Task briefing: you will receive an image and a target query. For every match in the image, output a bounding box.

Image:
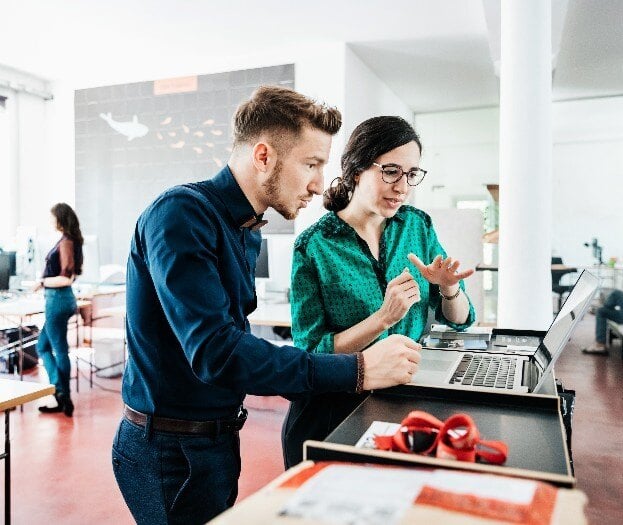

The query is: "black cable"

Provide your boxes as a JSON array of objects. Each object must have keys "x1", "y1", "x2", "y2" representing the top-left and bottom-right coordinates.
[{"x1": 76, "y1": 368, "x2": 122, "y2": 393}]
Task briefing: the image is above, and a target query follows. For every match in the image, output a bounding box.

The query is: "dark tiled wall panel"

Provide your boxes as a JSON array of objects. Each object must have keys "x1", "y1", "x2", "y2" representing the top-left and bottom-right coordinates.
[{"x1": 75, "y1": 64, "x2": 295, "y2": 266}]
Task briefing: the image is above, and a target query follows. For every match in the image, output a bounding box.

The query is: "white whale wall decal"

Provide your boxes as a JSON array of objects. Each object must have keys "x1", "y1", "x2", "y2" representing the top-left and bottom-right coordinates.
[{"x1": 99, "y1": 113, "x2": 149, "y2": 141}]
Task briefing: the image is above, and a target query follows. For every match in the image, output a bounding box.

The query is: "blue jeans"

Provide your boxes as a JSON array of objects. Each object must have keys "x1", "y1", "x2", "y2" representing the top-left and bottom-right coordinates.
[
  {"x1": 37, "y1": 287, "x2": 76, "y2": 397},
  {"x1": 112, "y1": 418, "x2": 241, "y2": 524},
  {"x1": 596, "y1": 289, "x2": 623, "y2": 344}
]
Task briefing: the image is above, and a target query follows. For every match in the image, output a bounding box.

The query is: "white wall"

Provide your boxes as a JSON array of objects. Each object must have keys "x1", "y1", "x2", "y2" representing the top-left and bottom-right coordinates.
[
  {"x1": 413, "y1": 98, "x2": 623, "y2": 267},
  {"x1": 344, "y1": 46, "x2": 413, "y2": 136},
  {"x1": 0, "y1": 65, "x2": 55, "y2": 252},
  {"x1": 413, "y1": 107, "x2": 499, "y2": 210},
  {"x1": 6, "y1": 43, "x2": 457, "y2": 296},
  {"x1": 39, "y1": 42, "x2": 416, "y2": 291},
  {"x1": 426, "y1": 209, "x2": 485, "y2": 321},
  {"x1": 0, "y1": 90, "x2": 12, "y2": 246},
  {"x1": 5, "y1": 43, "x2": 350, "y2": 288},
  {"x1": 551, "y1": 97, "x2": 623, "y2": 265}
]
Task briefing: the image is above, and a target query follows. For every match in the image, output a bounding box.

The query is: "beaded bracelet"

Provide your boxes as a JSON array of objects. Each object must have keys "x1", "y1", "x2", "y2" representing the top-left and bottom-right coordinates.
[
  {"x1": 355, "y1": 352, "x2": 365, "y2": 394},
  {"x1": 439, "y1": 287, "x2": 461, "y2": 301}
]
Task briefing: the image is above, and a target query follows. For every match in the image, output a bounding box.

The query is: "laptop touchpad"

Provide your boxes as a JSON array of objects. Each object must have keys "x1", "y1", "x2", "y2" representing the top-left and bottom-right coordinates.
[
  {"x1": 419, "y1": 349, "x2": 460, "y2": 371},
  {"x1": 412, "y1": 349, "x2": 460, "y2": 385}
]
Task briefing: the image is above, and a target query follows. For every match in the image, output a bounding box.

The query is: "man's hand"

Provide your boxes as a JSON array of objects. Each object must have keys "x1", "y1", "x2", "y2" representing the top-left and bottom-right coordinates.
[
  {"x1": 362, "y1": 334, "x2": 421, "y2": 390},
  {"x1": 377, "y1": 269, "x2": 421, "y2": 329},
  {"x1": 32, "y1": 280, "x2": 43, "y2": 292},
  {"x1": 408, "y1": 253, "x2": 474, "y2": 288}
]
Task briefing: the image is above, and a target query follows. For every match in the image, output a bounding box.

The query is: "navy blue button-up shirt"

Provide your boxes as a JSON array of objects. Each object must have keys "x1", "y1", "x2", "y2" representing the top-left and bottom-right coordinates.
[{"x1": 122, "y1": 166, "x2": 358, "y2": 420}]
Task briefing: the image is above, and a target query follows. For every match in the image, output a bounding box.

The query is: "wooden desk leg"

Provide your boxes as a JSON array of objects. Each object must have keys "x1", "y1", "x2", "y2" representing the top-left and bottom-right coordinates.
[{"x1": 1, "y1": 409, "x2": 11, "y2": 524}]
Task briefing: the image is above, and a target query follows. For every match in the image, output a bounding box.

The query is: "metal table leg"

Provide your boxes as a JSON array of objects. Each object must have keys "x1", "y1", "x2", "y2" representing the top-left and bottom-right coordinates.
[{"x1": 0, "y1": 409, "x2": 12, "y2": 524}]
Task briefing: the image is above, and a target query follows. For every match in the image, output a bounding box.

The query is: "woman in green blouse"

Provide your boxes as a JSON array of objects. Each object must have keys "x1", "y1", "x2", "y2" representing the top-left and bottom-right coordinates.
[{"x1": 282, "y1": 116, "x2": 476, "y2": 468}]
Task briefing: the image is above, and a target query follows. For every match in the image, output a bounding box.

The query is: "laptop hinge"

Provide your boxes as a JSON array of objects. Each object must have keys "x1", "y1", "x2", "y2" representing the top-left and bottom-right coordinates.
[{"x1": 522, "y1": 360, "x2": 538, "y2": 390}]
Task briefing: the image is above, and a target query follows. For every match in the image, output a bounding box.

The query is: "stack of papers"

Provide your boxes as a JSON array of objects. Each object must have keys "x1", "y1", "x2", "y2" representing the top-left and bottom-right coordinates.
[{"x1": 429, "y1": 324, "x2": 493, "y2": 341}]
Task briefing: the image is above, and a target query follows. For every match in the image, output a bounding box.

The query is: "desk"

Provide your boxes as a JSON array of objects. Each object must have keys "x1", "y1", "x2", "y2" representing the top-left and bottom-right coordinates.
[
  {"x1": 74, "y1": 284, "x2": 126, "y2": 300},
  {"x1": 0, "y1": 297, "x2": 46, "y2": 382},
  {"x1": 76, "y1": 305, "x2": 127, "y2": 388},
  {"x1": 248, "y1": 302, "x2": 292, "y2": 327},
  {"x1": 306, "y1": 383, "x2": 574, "y2": 486},
  {"x1": 0, "y1": 295, "x2": 90, "y2": 381},
  {"x1": 75, "y1": 285, "x2": 126, "y2": 344},
  {"x1": 210, "y1": 460, "x2": 587, "y2": 524},
  {"x1": 0, "y1": 379, "x2": 55, "y2": 524},
  {"x1": 476, "y1": 263, "x2": 623, "y2": 287},
  {"x1": 475, "y1": 264, "x2": 577, "y2": 272}
]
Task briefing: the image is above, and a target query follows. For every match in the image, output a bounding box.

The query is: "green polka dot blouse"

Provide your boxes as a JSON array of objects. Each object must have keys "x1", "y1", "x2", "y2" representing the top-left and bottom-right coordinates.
[{"x1": 290, "y1": 205, "x2": 475, "y2": 354}]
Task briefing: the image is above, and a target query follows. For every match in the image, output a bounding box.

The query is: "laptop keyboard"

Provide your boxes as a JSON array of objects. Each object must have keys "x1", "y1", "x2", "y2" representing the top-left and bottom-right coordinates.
[{"x1": 449, "y1": 354, "x2": 518, "y2": 389}]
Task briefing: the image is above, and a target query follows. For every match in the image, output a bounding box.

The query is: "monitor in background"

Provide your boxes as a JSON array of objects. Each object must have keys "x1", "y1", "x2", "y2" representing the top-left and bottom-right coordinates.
[
  {"x1": 0, "y1": 253, "x2": 10, "y2": 290},
  {"x1": 256, "y1": 238, "x2": 269, "y2": 279},
  {"x1": 0, "y1": 250, "x2": 16, "y2": 276}
]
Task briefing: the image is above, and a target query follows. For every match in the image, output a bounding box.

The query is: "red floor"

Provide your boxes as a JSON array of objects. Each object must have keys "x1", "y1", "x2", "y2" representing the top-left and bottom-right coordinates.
[{"x1": 1, "y1": 313, "x2": 622, "y2": 524}]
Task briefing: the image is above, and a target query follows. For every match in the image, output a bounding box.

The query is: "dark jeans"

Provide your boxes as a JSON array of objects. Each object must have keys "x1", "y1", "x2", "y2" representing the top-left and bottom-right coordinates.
[
  {"x1": 282, "y1": 392, "x2": 367, "y2": 469},
  {"x1": 596, "y1": 289, "x2": 623, "y2": 344},
  {"x1": 112, "y1": 418, "x2": 241, "y2": 524},
  {"x1": 37, "y1": 287, "x2": 76, "y2": 397}
]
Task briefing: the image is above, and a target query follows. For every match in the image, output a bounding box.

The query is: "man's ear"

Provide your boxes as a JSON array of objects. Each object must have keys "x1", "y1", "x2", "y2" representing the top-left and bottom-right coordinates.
[{"x1": 252, "y1": 142, "x2": 271, "y2": 172}]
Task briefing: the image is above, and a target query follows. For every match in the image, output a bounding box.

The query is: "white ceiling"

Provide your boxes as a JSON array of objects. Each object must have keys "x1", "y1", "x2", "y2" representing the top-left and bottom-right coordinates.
[{"x1": 1, "y1": 0, "x2": 621, "y2": 113}]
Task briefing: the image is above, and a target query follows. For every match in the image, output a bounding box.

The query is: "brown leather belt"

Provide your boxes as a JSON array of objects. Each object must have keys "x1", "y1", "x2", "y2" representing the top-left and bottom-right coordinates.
[{"x1": 123, "y1": 405, "x2": 247, "y2": 436}]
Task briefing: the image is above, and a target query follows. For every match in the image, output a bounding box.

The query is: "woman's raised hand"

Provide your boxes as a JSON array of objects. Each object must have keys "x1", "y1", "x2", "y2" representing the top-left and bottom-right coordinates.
[{"x1": 408, "y1": 253, "x2": 474, "y2": 288}]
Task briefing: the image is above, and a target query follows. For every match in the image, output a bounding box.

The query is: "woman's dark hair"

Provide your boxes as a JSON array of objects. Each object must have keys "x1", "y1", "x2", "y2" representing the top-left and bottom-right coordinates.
[
  {"x1": 51, "y1": 203, "x2": 84, "y2": 274},
  {"x1": 324, "y1": 116, "x2": 422, "y2": 212},
  {"x1": 51, "y1": 203, "x2": 83, "y2": 244}
]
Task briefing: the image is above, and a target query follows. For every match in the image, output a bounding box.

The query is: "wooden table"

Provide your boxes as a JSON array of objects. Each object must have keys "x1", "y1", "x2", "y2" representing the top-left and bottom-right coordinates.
[{"x1": 0, "y1": 379, "x2": 55, "y2": 524}]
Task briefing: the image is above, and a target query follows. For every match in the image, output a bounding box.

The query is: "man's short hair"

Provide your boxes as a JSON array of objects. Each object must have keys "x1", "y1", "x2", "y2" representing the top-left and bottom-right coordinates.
[{"x1": 233, "y1": 85, "x2": 342, "y2": 150}]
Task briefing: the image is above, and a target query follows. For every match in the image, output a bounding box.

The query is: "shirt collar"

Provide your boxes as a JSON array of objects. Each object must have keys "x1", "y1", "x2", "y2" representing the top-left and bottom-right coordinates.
[
  {"x1": 210, "y1": 165, "x2": 267, "y2": 230},
  {"x1": 323, "y1": 206, "x2": 406, "y2": 237},
  {"x1": 392, "y1": 206, "x2": 407, "y2": 223}
]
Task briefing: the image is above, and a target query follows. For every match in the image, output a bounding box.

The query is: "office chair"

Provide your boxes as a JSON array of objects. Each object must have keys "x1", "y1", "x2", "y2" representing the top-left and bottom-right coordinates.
[{"x1": 551, "y1": 257, "x2": 577, "y2": 313}]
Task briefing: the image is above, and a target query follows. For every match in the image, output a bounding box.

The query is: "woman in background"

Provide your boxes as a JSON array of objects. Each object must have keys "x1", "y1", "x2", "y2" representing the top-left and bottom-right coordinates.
[
  {"x1": 36, "y1": 203, "x2": 84, "y2": 417},
  {"x1": 282, "y1": 116, "x2": 475, "y2": 467}
]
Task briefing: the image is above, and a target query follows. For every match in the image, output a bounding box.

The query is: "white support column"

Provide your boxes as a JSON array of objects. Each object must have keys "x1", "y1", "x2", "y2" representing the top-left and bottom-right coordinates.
[
  {"x1": 7, "y1": 93, "x2": 20, "y2": 242},
  {"x1": 498, "y1": 0, "x2": 553, "y2": 329}
]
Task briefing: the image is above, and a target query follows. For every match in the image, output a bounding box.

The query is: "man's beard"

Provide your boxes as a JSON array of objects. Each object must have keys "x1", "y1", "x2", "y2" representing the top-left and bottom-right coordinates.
[{"x1": 262, "y1": 160, "x2": 299, "y2": 220}]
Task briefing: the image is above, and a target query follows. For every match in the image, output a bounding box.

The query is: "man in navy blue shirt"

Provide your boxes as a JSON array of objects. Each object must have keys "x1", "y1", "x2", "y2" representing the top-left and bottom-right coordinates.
[{"x1": 112, "y1": 85, "x2": 421, "y2": 524}]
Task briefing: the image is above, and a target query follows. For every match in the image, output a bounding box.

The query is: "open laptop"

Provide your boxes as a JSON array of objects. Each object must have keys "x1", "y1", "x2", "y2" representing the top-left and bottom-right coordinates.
[{"x1": 413, "y1": 270, "x2": 599, "y2": 394}]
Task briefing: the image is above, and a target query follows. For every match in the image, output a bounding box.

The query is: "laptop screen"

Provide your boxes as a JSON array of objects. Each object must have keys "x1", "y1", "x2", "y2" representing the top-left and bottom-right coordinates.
[{"x1": 533, "y1": 270, "x2": 599, "y2": 392}]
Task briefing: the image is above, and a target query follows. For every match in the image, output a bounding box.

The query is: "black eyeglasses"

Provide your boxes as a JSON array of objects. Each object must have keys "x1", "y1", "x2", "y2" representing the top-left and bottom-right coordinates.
[{"x1": 373, "y1": 163, "x2": 427, "y2": 187}]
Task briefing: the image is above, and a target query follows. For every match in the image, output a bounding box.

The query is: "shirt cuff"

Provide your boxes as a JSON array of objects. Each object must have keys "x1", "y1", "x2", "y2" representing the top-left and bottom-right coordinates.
[{"x1": 310, "y1": 353, "x2": 358, "y2": 393}]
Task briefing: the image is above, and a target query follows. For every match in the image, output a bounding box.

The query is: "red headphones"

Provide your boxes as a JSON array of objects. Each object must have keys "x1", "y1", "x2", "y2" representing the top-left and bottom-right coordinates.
[{"x1": 374, "y1": 411, "x2": 508, "y2": 465}]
